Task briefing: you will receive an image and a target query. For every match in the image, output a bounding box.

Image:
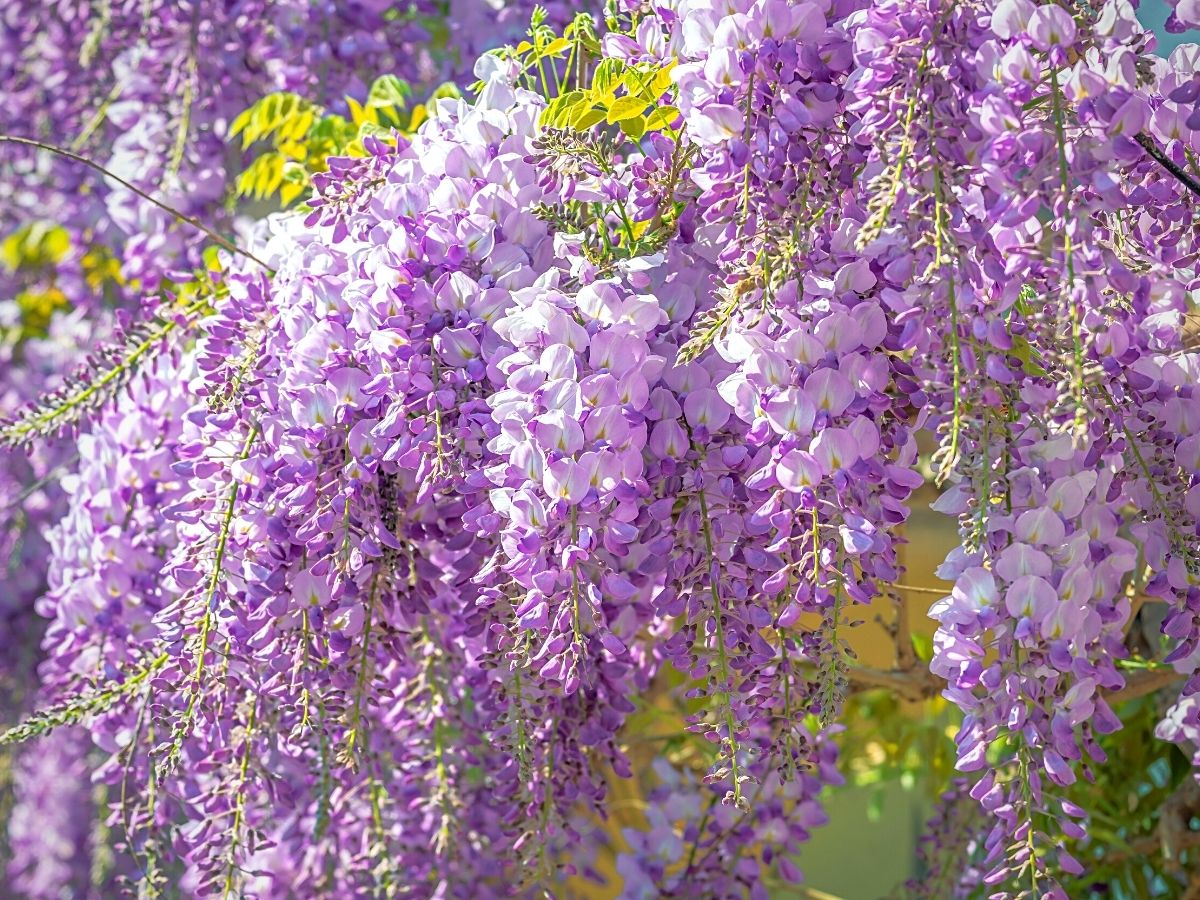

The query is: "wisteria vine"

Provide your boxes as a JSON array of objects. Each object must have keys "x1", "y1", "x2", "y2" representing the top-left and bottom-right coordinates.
[{"x1": 1, "y1": 0, "x2": 1199, "y2": 898}]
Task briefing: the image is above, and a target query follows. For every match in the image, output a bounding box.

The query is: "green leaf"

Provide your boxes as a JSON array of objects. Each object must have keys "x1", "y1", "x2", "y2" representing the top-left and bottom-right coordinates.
[
  {"x1": 1010, "y1": 334, "x2": 1047, "y2": 377},
  {"x1": 1014, "y1": 282, "x2": 1037, "y2": 317},
  {"x1": 866, "y1": 789, "x2": 886, "y2": 823},
  {"x1": 910, "y1": 632, "x2": 934, "y2": 664},
  {"x1": 591, "y1": 58, "x2": 626, "y2": 100},
  {"x1": 572, "y1": 106, "x2": 607, "y2": 131},
  {"x1": 367, "y1": 74, "x2": 411, "y2": 110},
  {"x1": 619, "y1": 114, "x2": 646, "y2": 141},
  {"x1": 365, "y1": 75, "x2": 413, "y2": 128},
  {"x1": 606, "y1": 95, "x2": 647, "y2": 125},
  {"x1": 644, "y1": 105, "x2": 679, "y2": 132},
  {"x1": 310, "y1": 114, "x2": 353, "y2": 143},
  {"x1": 538, "y1": 36, "x2": 570, "y2": 58}
]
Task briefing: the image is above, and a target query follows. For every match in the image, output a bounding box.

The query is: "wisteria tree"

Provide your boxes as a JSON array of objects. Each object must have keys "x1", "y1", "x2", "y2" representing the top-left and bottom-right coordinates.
[{"x1": 1, "y1": 1, "x2": 1199, "y2": 897}]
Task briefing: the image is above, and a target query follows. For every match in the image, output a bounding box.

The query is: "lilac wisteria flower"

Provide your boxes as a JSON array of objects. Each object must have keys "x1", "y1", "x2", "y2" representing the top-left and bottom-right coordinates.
[{"x1": 3, "y1": 0, "x2": 1200, "y2": 897}]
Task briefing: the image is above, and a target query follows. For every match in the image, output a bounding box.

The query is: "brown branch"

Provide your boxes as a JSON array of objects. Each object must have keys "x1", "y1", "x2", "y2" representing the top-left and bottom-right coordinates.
[
  {"x1": 1135, "y1": 132, "x2": 1200, "y2": 200},
  {"x1": 846, "y1": 665, "x2": 942, "y2": 702},
  {"x1": 847, "y1": 663, "x2": 1184, "y2": 707},
  {"x1": 1105, "y1": 830, "x2": 1200, "y2": 867},
  {"x1": 1106, "y1": 667, "x2": 1185, "y2": 706}
]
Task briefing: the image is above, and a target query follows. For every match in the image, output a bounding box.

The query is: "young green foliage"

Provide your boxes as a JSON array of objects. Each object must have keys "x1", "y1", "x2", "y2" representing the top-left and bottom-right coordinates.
[{"x1": 230, "y1": 77, "x2": 459, "y2": 207}]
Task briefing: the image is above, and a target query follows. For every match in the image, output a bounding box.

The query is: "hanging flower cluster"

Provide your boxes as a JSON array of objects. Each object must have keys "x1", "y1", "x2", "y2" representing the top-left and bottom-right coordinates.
[
  {"x1": 0, "y1": 1, "x2": 585, "y2": 891},
  {"x1": 0, "y1": 0, "x2": 582, "y2": 666},
  {"x1": 1, "y1": 0, "x2": 1199, "y2": 897}
]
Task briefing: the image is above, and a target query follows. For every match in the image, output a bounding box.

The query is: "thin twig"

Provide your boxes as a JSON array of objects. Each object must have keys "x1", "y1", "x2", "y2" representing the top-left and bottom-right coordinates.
[
  {"x1": 0, "y1": 454, "x2": 79, "y2": 516},
  {"x1": 846, "y1": 665, "x2": 941, "y2": 701},
  {"x1": 0, "y1": 135, "x2": 269, "y2": 269},
  {"x1": 886, "y1": 581, "x2": 949, "y2": 596},
  {"x1": 1135, "y1": 132, "x2": 1200, "y2": 199},
  {"x1": 847, "y1": 661, "x2": 1184, "y2": 707},
  {"x1": 1106, "y1": 667, "x2": 1184, "y2": 706}
]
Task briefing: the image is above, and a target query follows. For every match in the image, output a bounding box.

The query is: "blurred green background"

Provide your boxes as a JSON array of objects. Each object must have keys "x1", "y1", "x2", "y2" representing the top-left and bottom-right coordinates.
[{"x1": 797, "y1": 496, "x2": 956, "y2": 898}]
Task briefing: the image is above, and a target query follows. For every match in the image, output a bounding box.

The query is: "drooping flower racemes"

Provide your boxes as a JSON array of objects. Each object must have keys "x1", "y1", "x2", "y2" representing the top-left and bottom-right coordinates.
[{"x1": 2, "y1": 1, "x2": 1200, "y2": 898}]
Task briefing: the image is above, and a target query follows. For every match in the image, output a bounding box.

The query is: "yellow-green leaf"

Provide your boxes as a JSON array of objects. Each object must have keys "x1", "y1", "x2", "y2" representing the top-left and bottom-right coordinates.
[
  {"x1": 347, "y1": 96, "x2": 371, "y2": 128},
  {"x1": 606, "y1": 95, "x2": 647, "y2": 125},
  {"x1": 276, "y1": 140, "x2": 307, "y2": 162},
  {"x1": 591, "y1": 58, "x2": 626, "y2": 100},
  {"x1": 202, "y1": 245, "x2": 223, "y2": 272},
  {"x1": 279, "y1": 164, "x2": 310, "y2": 206},
  {"x1": 230, "y1": 91, "x2": 318, "y2": 149},
  {"x1": 229, "y1": 106, "x2": 254, "y2": 142},
  {"x1": 619, "y1": 115, "x2": 646, "y2": 141},
  {"x1": 650, "y1": 61, "x2": 676, "y2": 98},
  {"x1": 367, "y1": 74, "x2": 410, "y2": 110},
  {"x1": 356, "y1": 121, "x2": 394, "y2": 148},
  {"x1": 544, "y1": 89, "x2": 586, "y2": 128},
  {"x1": 0, "y1": 223, "x2": 71, "y2": 271},
  {"x1": 428, "y1": 81, "x2": 462, "y2": 102},
  {"x1": 644, "y1": 106, "x2": 679, "y2": 132},
  {"x1": 235, "y1": 152, "x2": 286, "y2": 201},
  {"x1": 622, "y1": 68, "x2": 656, "y2": 103},
  {"x1": 572, "y1": 106, "x2": 607, "y2": 131},
  {"x1": 539, "y1": 36, "x2": 570, "y2": 58},
  {"x1": 283, "y1": 107, "x2": 315, "y2": 144},
  {"x1": 407, "y1": 104, "x2": 430, "y2": 133}
]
